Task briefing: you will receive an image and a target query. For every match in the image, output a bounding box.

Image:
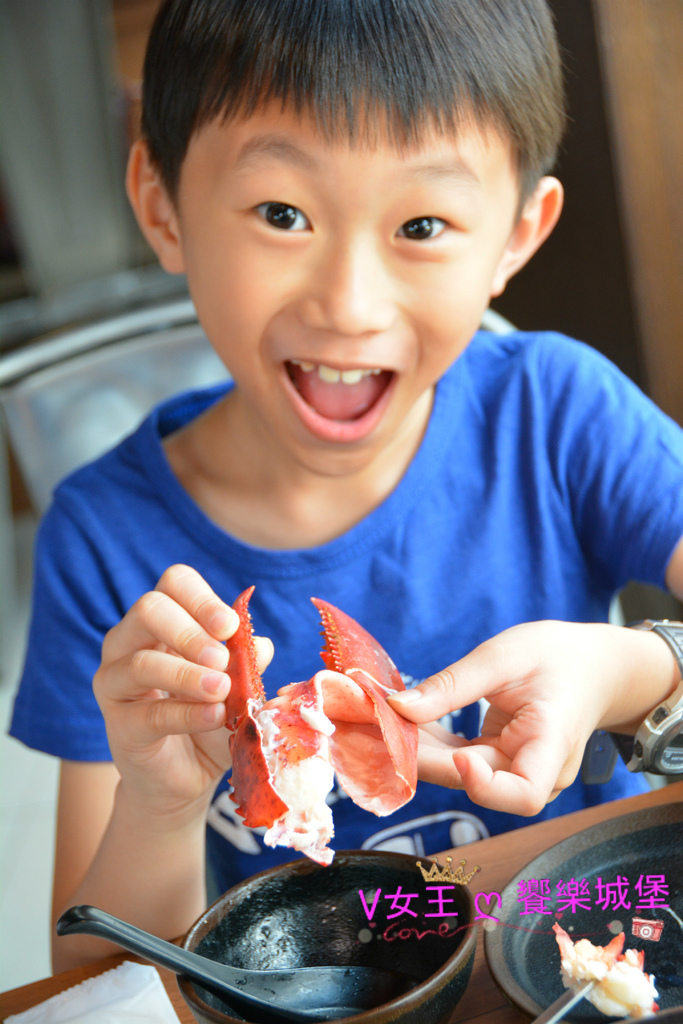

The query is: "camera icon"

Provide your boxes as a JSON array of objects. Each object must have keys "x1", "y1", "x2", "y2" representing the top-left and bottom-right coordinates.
[{"x1": 631, "y1": 917, "x2": 664, "y2": 941}]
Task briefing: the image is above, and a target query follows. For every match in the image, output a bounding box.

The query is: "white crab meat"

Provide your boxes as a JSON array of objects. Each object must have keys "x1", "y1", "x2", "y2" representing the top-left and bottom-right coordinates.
[
  {"x1": 586, "y1": 950, "x2": 659, "y2": 1019},
  {"x1": 558, "y1": 934, "x2": 658, "y2": 1019},
  {"x1": 256, "y1": 705, "x2": 336, "y2": 865}
]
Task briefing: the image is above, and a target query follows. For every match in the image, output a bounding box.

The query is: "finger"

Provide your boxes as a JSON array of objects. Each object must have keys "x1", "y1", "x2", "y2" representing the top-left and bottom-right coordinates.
[
  {"x1": 417, "y1": 744, "x2": 465, "y2": 788},
  {"x1": 417, "y1": 721, "x2": 469, "y2": 747},
  {"x1": 479, "y1": 704, "x2": 511, "y2": 737},
  {"x1": 386, "y1": 625, "x2": 542, "y2": 723},
  {"x1": 416, "y1": 735, "x2": 506, "y2": 785},
  {"x1": 452, "y1": 730, "x2": 567, "y2": 816},
  {"x1": 254, "y1": 635, "x2": 274, "y2": 675},
  {"x1": 155, "y1": 565, "x2": 239, "y2": 641},
  {"x1": 117, "y1": 691, "x2": 228, "y2": 749},
  {"x1": 103, "y1": 586, "x2": 233, "y2": 671},
  {"x1": 96, "y1": 648, "x2": 230, "y2": 705}
]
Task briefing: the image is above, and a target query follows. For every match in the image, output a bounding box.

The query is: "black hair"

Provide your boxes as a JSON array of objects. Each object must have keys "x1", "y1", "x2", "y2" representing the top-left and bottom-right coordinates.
[{"x1": 141, "y1": 0, "x2": 566, "y2": 203}]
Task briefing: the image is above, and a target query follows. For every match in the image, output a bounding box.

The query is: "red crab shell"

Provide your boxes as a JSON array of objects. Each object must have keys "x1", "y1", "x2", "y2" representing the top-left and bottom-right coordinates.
[{"x1": 224, "y1": 587, "x2": 418, "y2": 864}]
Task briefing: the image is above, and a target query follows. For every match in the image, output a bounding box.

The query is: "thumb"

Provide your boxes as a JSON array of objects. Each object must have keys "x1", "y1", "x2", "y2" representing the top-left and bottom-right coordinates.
[
  {"x1": 387, "y1": 642, "x2": 505, "y2": 723},
  {"x1": 386, "y1": 627, "x2": 537, "y2": 722},
  {"x1": 387, "y1": 624, "x2": 548, "y2": 722},
  {"x1": 386, "y1": 667, "x2": 463, "y2": 722}
]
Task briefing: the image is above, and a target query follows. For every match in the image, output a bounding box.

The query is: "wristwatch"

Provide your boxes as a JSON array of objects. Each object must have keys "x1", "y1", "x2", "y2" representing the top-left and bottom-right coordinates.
[{"x1": 614, "y1": 620, "x2": 683, "y2": 775}]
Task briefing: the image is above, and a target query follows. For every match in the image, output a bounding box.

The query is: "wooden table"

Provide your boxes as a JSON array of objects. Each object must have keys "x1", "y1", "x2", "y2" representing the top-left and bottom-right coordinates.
[{"x1": 1, "y1": 780, "x2": 681, "y2": 1023}]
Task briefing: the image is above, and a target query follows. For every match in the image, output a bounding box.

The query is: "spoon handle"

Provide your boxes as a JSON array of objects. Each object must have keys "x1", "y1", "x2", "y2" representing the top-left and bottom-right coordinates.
[
  {"x1": 56, "y1": 905, "x2": 222, "y2": 983},
  {"x1": 55, "y1": 906, "x2": 340, "y2": 1022}
]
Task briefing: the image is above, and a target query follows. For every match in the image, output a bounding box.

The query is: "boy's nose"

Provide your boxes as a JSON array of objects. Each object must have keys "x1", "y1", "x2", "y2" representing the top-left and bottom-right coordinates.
[{"x1": 299, "y1": 242, "x2": 396, "y2": 339}]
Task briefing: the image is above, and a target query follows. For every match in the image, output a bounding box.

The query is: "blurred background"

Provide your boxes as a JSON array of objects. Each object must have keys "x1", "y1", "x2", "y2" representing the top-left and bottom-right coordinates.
[{"x1": 0, "y1": 0, "x2": 681, "y2": 992}]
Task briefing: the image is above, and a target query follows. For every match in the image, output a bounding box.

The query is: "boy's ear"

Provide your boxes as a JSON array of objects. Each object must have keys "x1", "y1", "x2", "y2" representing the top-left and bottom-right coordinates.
[
  {"x1": 126, "y1": 140, "x2": 185, "y2": 274},
  {"x1": 490, "y1": 176, "x2": 564, "y2": 297}
]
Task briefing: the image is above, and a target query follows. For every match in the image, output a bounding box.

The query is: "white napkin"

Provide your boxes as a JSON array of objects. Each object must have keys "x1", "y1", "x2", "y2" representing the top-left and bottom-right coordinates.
[{"x1": 5, "y1": 961, "x2": 183, "y2": 1024}]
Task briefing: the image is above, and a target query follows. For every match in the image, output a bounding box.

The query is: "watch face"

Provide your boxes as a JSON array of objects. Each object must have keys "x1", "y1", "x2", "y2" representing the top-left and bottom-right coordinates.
[{"x1": 653, "y1": 726, "x2": 683, "y2": 773}]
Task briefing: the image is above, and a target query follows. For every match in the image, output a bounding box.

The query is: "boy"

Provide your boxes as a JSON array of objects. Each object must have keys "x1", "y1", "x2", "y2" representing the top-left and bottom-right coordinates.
[{"x1": 10, "y1": 0, "x2": 683, "y2": 972}]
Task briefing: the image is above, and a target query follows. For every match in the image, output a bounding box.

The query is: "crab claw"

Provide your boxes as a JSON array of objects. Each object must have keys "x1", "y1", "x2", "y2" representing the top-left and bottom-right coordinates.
[
  {"x1": 225, "y1": 588, "x2": 289, "y2": 833},
  {"x1": 224, "y1": 586, "x2": 264, "y2": 730},
  {"x1": 223, "y1": 588, "x2": 418, "y2": 865},
  {"x1": 312, "y1": 598, "x2": 404, "y2": 695},
  {"x1": 307, "y1": 597, "x2": 418, "y2": 814}
]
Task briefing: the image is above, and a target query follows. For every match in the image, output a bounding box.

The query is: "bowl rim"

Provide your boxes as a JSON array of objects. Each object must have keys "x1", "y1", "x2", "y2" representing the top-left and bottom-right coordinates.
[{"x1": 178, "y1": 849, "x2": 478, "y2": 1023}]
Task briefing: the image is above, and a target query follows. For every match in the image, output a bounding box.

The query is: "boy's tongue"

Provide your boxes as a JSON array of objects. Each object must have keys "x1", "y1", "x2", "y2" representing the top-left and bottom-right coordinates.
[{"x1": 288, "y1": 363, "x2": 390, "y2": 421}]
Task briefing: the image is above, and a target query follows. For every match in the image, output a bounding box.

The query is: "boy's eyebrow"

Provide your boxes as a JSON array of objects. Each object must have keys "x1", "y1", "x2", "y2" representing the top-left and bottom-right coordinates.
[
  {"x1": 401, "y1": 160, "x2": 482, "y2": 190},
  {"x1": 233, "y1": 133, "x2": 482, "y2": 189},
  {"x1": 234, "y1": 135, "x2": 318, "y2": 172}
]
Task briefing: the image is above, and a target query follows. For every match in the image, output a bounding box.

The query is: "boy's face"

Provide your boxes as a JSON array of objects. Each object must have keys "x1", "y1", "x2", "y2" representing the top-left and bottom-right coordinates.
[{"x1": 131, "y1": 105, "x2": 560, "y2": 478}]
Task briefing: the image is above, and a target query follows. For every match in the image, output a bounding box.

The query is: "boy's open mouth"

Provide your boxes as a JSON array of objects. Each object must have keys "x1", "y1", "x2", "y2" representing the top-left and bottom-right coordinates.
[{"x1": 285, "y1": 359, "x2": 393, "y2": 422}]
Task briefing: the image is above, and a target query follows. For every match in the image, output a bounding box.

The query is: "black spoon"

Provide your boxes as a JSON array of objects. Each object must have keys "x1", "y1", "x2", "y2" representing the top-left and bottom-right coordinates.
[{"x1": 57, "y1": 905, "x2": 414, "y2": 1022}]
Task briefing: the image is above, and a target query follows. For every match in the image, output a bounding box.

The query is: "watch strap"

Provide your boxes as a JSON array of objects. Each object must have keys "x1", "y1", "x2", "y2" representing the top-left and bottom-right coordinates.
[
  {"x1": 616, "y1": 620, "x2": 683, "y2": 773},
  {"x1": 630, "y1": 619, "x2": 683, "y2": 671},
  {"x1": 581, "y1": 730, "x2": 619, "y2": 785},
  {"x1": 610, "y1": 732, "x2": 634, "y2": 764}
]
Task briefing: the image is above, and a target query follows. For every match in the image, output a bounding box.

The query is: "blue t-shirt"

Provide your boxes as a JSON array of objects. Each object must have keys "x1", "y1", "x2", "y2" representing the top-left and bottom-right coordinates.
[{"x1": 10, "y1": 331, "x2": 683, "y2": 895}]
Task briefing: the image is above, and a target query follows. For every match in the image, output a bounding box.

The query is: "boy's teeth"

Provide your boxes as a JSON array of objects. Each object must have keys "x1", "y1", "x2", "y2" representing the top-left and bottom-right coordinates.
[
  {"x1": 340, "y1": 369, "x2": 364, "y2": 385},
  {"x1": 290, "y1": 360, "x2": 383, "y2": 384},
  {"x1": 318, "y1": 364, "x2": 341, "y2": 384}
]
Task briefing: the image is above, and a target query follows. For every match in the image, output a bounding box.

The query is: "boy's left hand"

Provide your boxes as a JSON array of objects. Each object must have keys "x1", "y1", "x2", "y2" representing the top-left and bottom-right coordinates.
[{"x1": 387, "y1": 620, "x2": 679, "y2": 816}]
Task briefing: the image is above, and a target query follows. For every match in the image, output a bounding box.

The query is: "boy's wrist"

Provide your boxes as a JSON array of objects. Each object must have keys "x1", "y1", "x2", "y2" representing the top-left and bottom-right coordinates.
[
  {"x1": 60, "y1": 782, "x2": 209, "y2": 968},
  {"x1": 113, "y1": 779, "x2": 213, "y2": 836},
  {"x1": 581, "y1": 622, "x2": 682, "y2": 782},
  {"x1": 598, "y1": 624, "x2": 680, "y2": 729}
]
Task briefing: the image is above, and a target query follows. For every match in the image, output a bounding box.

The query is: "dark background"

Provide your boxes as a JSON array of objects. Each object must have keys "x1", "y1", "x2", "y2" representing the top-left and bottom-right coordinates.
[{"x1": 492, "y1": 1, "x2": 643, "y2": 387}]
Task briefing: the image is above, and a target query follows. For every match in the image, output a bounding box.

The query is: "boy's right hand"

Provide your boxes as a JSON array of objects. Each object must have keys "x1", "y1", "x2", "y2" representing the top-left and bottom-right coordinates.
[{"x1": 93, "y1": 565, "x2": 273, "y2": 820}]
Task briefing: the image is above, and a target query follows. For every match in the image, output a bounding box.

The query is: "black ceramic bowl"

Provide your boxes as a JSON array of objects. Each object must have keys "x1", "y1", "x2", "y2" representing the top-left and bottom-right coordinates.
[{"x1": 178, "y1": 850, "x2": 477, "y2": 1024}]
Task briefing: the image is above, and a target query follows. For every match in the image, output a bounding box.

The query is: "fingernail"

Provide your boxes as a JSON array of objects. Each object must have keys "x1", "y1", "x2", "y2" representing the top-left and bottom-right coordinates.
[
  {"x1": 198, "y1": 645, "x2": 229, "y2": 671},
  {"x1": 388, "y1": 689, "x2": 423, "y2": 704},
  {"x1": 209, "y1": 607, "x2": 239, "y2": 640},
  {"x1": 202, "y1": 702, "x2": 224, "y2": 722},
  {"x1": 201, "y1": 671, "x2": 228, "y2": 694}
]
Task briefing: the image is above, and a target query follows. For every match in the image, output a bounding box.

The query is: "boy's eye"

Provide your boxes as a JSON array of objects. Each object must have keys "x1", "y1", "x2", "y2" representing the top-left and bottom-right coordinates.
[
  {"x1": 398, "y1": 217, "x2": 447, "y2": 241},
  {"x1": 257, "y1": 202, "x2": 310, "y2": 231}
]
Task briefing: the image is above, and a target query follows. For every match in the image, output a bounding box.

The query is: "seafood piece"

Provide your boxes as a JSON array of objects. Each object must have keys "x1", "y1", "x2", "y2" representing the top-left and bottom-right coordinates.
[
  {"x1": 552, "y1": 923, "x2": 658, "y2": 1019},
  {"x1": 225, "y1": 587, "x2": 418, "y2": 865}
]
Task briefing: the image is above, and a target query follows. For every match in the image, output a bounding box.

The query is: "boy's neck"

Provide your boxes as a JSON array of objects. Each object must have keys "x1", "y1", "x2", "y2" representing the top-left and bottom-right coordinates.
[{"x1": 163, "y1": 387, "x2": 433, "y2": 549}]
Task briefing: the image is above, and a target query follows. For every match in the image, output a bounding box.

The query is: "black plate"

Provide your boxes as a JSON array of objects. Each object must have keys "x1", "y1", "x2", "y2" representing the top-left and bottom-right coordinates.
[{"x1": 484, "y1": 802, "x2": 683, "y2": 1022}]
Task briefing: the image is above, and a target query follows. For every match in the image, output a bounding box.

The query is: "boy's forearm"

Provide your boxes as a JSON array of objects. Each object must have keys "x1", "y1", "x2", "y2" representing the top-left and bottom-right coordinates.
[
  {"x1": 598, "y1": 625, "x2": 682, "y2": 735},
  {"x1": 52, "y1": 784, "x2": 209, "y2": 973}
]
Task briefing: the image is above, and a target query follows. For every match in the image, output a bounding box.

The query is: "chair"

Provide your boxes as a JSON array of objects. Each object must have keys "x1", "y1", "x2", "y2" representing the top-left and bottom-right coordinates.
[
  {"x1": 0, "y1": 296, "x2": 230, "y2": 671},
  {"x1": 0, "y1": 297, "x2": 230, "y2": 513}
]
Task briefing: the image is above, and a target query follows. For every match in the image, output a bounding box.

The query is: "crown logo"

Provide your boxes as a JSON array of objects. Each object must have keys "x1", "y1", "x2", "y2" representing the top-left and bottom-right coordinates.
[{"x1": 416, "y1": 856, "x2": 481, "y2": 886}]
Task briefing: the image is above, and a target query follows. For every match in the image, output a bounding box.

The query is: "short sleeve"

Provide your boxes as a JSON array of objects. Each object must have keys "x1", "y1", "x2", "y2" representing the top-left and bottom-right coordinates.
[
  {"x1": 540, "y1": 336, "x2": 683, "y2": 590},
  {"x1": 9, "y1": 494, "x2": 122, "y2": 760}
]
